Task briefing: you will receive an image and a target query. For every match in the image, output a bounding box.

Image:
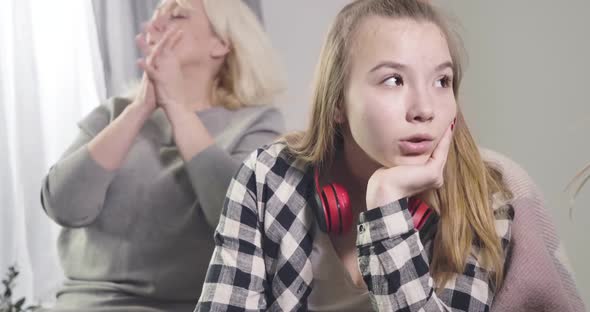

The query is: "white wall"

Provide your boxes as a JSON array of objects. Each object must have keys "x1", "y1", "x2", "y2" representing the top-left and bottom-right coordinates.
[
  {"x1": 262, "y1": 0, "x2": 590, "y2": 303},
  {"x1": 262, "y1": 0, "x2": 351, "y2": 131}
]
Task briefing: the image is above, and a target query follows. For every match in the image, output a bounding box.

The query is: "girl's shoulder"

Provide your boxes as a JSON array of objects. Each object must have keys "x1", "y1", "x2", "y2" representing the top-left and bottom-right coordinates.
[{"x1": 244, "y1": 141, "x2": 310, "y2": 181}]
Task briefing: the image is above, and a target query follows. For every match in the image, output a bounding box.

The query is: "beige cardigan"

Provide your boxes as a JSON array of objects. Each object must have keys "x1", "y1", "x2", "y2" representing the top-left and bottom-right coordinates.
[{"x1": 482, "y1": 149, "x2": 586, "y2": 312}]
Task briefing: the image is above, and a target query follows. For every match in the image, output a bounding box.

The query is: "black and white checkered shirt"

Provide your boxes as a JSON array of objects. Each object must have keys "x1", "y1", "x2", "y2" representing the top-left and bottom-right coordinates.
[{"x1": 195, "y1": 142, "x2": 513, "y2": 311}]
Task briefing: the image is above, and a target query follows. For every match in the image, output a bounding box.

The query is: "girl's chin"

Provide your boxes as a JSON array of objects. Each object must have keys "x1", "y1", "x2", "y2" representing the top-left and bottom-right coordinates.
[{"x1": 388, "y1": 154, "x2": 431, "y2": 167}]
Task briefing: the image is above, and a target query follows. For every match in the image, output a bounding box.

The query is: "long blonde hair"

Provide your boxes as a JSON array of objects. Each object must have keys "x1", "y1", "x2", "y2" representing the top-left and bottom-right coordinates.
[
  {"x1": 284, "y1": 0, "x2": 511, "y2": 290},
  {"x1": 168, "y1": 0, "x2": 286, "y2": 109}
]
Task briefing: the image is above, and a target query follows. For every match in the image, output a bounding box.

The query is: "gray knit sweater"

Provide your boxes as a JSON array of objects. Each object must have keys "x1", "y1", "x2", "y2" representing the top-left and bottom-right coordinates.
[{"x1": 40, "y1": 97, "x2": 284, "y2": 312}]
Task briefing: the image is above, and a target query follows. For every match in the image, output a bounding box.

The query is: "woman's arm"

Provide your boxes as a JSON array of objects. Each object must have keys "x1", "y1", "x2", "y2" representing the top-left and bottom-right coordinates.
[
  {"x1": 87, "y1": 89, "x2": 155, "y2": 171},
  {"x1": 41, "y1": 86, "x2": 156, "y2": 228},
  {"x1": 180, "y1": 107, "x2": 285, "y2": 228},
  {"x1": 138, "y1": 28, "x2": 286, "y2": 229},
  {"x1": 41, "y1": 128, "x2": 115, "y2": 228}
]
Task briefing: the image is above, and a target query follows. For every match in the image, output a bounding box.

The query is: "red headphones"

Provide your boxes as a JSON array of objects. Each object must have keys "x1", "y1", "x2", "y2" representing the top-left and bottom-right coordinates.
[{"x1": 312, "y1": 167, "x2": 438, "y2": 236}]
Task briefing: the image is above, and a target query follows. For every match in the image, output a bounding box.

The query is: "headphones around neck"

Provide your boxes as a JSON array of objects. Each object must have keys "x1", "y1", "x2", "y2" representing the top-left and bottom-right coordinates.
[{"x1": 311, "y1": 167, "x2": 438, "y2": 236}]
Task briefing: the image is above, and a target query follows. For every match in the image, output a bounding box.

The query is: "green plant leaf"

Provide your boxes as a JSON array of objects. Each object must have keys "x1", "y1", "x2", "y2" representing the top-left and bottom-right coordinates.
[{"x1": 14, "y1": 298, "x2": 25, "y2": 309}]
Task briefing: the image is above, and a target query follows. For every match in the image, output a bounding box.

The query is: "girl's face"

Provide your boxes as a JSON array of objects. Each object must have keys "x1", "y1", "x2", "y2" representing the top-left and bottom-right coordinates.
[
  {"x1": 342, "y1": 17, "x2": 457, "y2": 168},
  {"x1": 146, "y1": 0, "x2": 229, "y2": 68}
]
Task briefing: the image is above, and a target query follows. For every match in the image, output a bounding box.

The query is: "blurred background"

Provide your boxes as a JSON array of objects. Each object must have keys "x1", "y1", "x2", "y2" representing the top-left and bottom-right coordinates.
[{"x1": 1, "y1": 0, "x2": 588, "y2": 306}]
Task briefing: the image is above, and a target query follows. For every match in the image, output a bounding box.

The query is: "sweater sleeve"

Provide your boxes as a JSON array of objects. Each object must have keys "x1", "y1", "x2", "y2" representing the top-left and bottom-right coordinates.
[
  {"x1": 185, "y1": 106, "x2": 285, "y2": 228},
  {"x1": 480, "y1": 148, "x2": 586, "y2": 312},
  {"x1": 40, "y1": 104, "x2": 116, "y2": 228}
]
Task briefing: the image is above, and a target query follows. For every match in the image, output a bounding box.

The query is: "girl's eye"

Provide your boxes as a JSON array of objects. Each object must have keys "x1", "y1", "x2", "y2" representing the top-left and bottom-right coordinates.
[
  {"x1": 383, "y1": 74, "x2": 404, "y2": 87},
  {"x1": 435, "y1": 75, "x2": 452, "y2": 88}
]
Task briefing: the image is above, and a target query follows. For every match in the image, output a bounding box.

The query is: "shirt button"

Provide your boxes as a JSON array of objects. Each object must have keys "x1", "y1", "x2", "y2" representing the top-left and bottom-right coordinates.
[{"x1": 297, "y1": 284, "x2": 304, "y2": 293}]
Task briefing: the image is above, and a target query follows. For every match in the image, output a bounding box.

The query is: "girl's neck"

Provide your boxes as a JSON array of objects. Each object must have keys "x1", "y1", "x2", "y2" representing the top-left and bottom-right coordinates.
[{"x1": 326, "y1": 132, "x2": 381, "y2": 212}]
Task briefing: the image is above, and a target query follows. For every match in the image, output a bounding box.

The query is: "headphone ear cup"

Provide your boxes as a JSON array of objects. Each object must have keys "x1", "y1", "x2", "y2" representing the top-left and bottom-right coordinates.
[
  {"x1": 409, "y1": 197, "x2": 433, "y2": 230},
  {"x1": 321, "y1": 183, "x2": 352, "y2": 235},
  {"x1": 331, "y1": 183, "x2": 352, "y2": 234},
  {"x1": 312, "y1": 167, "x2": 352, "y2": 235},
  {"x1": 313, "y1": 191, "x2": 330, "y2": 233}
]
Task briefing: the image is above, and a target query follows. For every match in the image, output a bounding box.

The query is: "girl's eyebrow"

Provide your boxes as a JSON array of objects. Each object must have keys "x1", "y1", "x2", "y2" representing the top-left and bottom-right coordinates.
[
  {"x1": 369, "y1": 60, "x2": 454, "y2": 73},
  {"x1": 370, "y1": 61, "x2": 408, "y2": 73},
  {"x1": 434, "y1": 61, "x2": 454, "y2": 73}
]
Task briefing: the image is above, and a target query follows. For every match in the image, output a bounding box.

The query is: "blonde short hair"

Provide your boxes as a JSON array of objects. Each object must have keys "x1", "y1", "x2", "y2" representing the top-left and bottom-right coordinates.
[{"x1": 180, "y1": 0, "x2": 286, "y2": 109}]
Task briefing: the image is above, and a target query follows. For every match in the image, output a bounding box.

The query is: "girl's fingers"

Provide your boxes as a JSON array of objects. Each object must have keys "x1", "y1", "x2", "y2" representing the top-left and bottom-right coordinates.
[{"x1": 428, "y1": 121, "x2": 454, "y2": 171}]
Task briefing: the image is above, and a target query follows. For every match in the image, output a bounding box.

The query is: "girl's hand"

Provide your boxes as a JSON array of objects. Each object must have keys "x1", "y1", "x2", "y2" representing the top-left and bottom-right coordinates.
[{"x1": 366, "y1": 122, "x2": 454, "y2": 211}]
